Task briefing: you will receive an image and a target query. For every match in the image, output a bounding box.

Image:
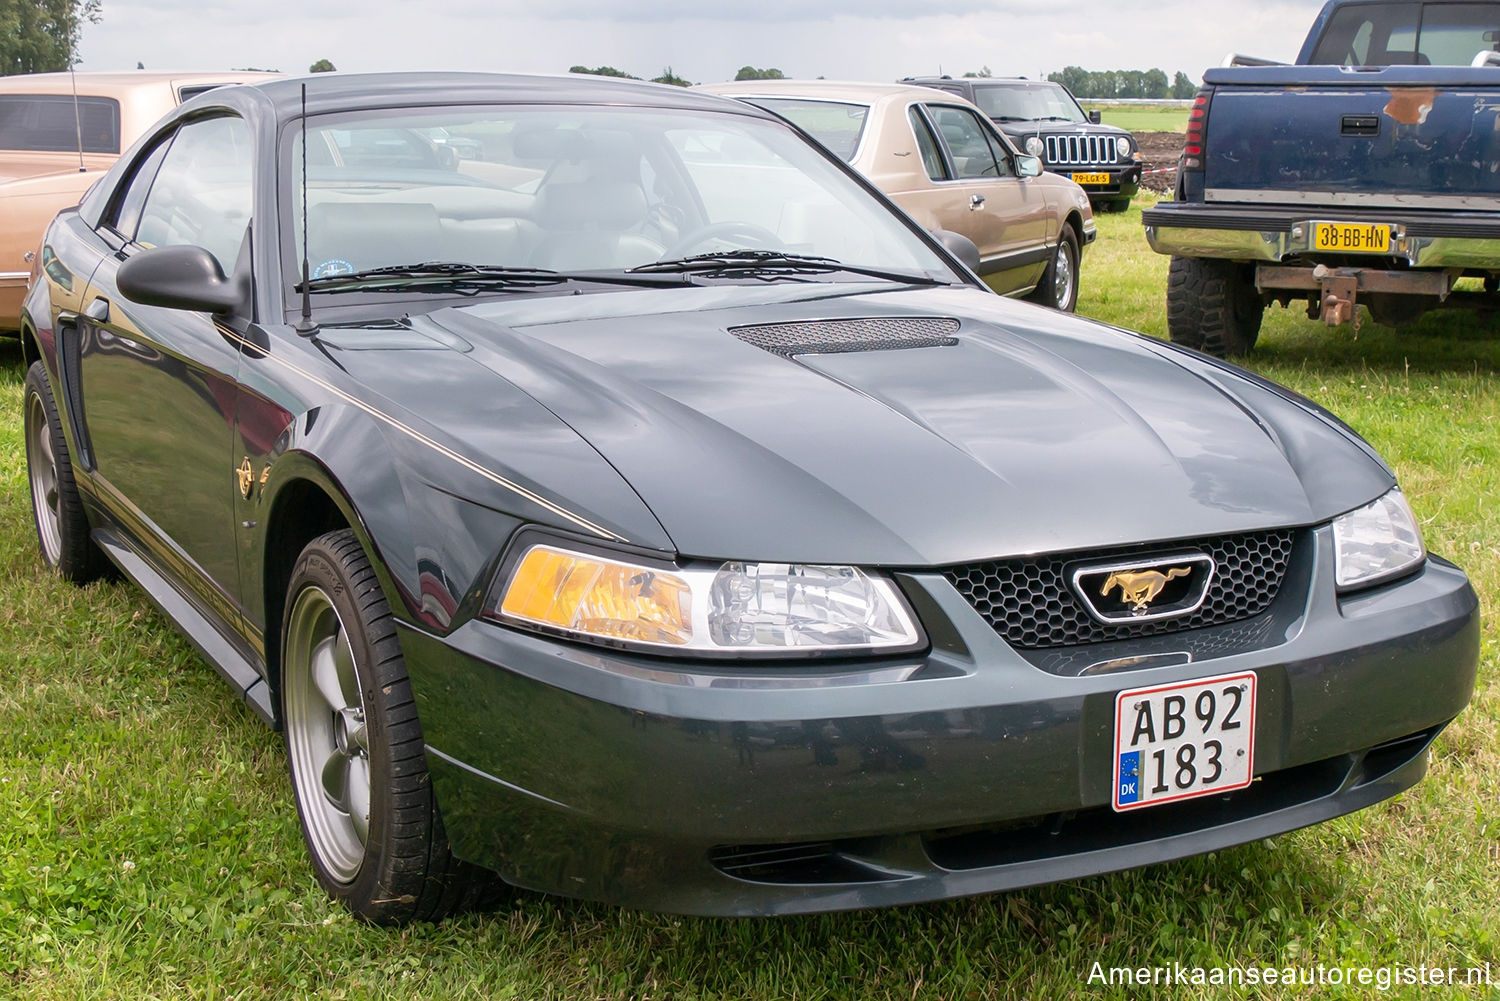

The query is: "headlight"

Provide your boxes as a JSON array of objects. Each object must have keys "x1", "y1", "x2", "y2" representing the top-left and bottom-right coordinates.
[
  {"x1": 1332, "y1": 489, "x2": 1425, "y2": 590},
  {"x1": 1116, "y1": 136, "x2": 1132, "y2": 159},
  {"x1": 489, "y1": 543, "x2": 922, "y2": 655},
  {"x1": 1025, "y1": 136, "x2": 1043, "y2": 156}
]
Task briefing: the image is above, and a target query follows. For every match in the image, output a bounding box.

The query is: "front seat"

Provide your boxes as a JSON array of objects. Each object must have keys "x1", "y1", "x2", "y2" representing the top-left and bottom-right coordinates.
[{"x1": 531, "y1": 180, "x2": 661, "y2": 271}]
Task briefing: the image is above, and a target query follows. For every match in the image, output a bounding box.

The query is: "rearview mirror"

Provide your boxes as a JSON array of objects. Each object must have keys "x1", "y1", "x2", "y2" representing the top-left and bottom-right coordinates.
[
  {"x1": 117, "y1": 244, "x2": 244, "y2": 315},
  {"x1": 1017, "y1": 155, "x2": 1044, "y2": 178}
]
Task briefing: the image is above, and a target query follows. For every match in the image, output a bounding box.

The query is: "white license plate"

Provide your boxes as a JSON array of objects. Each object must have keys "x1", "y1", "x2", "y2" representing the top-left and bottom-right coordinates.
[{"x1": 1112, "y1": 671, "x2": 1256, "y2": 812}]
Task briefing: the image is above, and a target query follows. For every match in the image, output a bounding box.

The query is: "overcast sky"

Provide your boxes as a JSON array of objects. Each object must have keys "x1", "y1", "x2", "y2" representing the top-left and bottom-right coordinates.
[{"x1": 75, "y1": 0, "x2": 1329, "y2": 85}]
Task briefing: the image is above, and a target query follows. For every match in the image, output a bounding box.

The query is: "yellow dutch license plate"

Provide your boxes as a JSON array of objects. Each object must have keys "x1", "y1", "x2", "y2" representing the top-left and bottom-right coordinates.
[
  {"x1": 1071, "y1": 172, "x2": 1110, "y2": 185},
  {"x1": 1313, "y1": 221, "x2": 1391, "y2": 253}
]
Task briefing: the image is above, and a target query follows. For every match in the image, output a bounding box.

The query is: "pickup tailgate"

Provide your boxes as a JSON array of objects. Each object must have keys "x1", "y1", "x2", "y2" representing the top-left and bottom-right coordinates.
[{"x1": 1201, "y1": 65, "x2": 1500, "y2": 208}]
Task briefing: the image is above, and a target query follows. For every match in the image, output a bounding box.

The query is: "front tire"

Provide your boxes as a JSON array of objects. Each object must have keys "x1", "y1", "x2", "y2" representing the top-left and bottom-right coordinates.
[
  {"x1": 1028, "y1": 225, "x2": 1080, "y2": 312},
  {"x1": 24, "y1": 361, "x2": 107, "y2": 583},
  {"x1": 281, "y1": 529, "x2": 497, "y2": 923},
  {"x1": 1166, "y1": 256, "x2": 1263, "y2": 357}
]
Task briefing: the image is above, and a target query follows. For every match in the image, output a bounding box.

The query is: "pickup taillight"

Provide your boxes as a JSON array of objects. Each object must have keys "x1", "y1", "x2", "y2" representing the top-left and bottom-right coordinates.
[{"x1": 1183, "y1": 87, "x2": 1212, "y2": 171}]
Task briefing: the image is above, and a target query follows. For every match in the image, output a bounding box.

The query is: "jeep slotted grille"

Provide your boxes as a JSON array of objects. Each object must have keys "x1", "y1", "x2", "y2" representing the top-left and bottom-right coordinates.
[
  {"x1": 944, "y1": 530, "x2": 1297, "y2": 648},
  {"x1": 1045, "y1": 134, "x2": 1114, "y2": 166}
]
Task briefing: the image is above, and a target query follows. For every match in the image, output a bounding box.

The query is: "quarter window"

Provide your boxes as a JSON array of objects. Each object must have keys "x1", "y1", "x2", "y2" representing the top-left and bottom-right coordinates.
[
  {"x1": 908, "y1": 107, "x2": 949, "y2": 181},
  {"x1": 135, "y1": 116, "x2": 253, "y2": 273}
]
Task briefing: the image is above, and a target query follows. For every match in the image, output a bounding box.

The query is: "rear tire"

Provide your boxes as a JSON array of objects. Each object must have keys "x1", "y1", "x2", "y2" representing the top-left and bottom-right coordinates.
[
  {"x1": 281, "y1": 529, "x2": 500, "y2": 924},
  {"x1": 1028, "y1": 226, "x2": 1080, "y2": 312},
  {"x1": 1166, "y1": 256, "x2": 1263, "y2": 357},
  {"x1": 23, "y1": 361, "x2": 108, "y2": 583}
]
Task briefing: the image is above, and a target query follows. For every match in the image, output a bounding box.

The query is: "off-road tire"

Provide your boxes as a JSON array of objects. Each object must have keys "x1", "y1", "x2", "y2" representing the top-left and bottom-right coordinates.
[
  {"x1": 23, "y1": 361, "x2": 109, "y2": 583},
  {"x1": 281, "y1": 529, "x2": 501, "y2": 924},
  {"x1": 1166, "y1": 256, "x2": 1263, "y2": 357}
]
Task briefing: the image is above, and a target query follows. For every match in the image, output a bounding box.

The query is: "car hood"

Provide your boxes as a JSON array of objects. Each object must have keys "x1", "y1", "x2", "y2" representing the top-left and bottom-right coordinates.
[
  {"x1": 995, "y1": 121, "x2": 1133, "y2": 140},
  {"x1": 386, "y1": 283, "x2": 1390, "y2": 566}
]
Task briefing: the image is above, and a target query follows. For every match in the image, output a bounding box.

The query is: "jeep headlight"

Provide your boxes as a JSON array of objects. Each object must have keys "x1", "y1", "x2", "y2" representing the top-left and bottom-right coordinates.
[
  {"x1": 1332, "y1": 489, "x2": 1425, "y2": 590},
  {"x1": 1116, "y1": 136, "x2": 1131, "y2": 160},
  {"x1": 489, "y1": 544, "x2": 922, "y2": 655},
  {"x1": 1024, "y1": 136, "x2": 1043, "y2": 156}
]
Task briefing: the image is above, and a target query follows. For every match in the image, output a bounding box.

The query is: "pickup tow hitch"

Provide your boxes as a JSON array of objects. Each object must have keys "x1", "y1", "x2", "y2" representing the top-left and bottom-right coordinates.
[{"x1": 1314, "y1": 265, "x2": 1359, "y2": 328}]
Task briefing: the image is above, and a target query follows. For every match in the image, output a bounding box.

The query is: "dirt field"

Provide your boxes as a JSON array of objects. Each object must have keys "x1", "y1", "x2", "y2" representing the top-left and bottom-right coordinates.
[{"x1": 1136, "y1": 131, "x2": 1185, "y2": 193}]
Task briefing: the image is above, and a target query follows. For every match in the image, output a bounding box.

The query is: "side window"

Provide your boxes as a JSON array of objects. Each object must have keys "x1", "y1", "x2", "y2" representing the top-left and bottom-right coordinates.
[
  {"x1": 136, "y1": 116, "x2": 253, "y2": 273},
  {"x1": 907, "y1": 107, "x2": 949, "y2": 181},
  {"x1": 104, "y1": 136, "x2": 174, "y2": 241},
  {"x1": 979, "y1": 121, "x2": 1016, "y2": 178},
  {"x1": 926, "y1": 106, "x2": 1000, "y2": 180}
]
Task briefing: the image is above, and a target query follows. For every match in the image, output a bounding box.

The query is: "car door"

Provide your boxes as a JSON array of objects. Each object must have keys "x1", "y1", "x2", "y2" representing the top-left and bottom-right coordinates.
[
  {"x1": 899, "y1": 103, "x2": 1051, "y2": 294},
  {"x1": 75, "y1": 114, "x2": 254, "y2": 631}
]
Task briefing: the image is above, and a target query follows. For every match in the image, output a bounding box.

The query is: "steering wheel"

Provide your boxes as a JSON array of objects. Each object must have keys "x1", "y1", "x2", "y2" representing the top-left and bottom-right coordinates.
[{"x1": 661, "y1": 221, "x2": 785, "y2": 259}]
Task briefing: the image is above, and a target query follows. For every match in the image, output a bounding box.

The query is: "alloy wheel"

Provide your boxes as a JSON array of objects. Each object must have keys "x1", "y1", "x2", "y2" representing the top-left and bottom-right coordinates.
[
  {"x1": 283, "y1": 584, "x2": 371, "y2": 884},
  {"x1": 26, "y1": 390, "x2": 62, "y2": 565}
]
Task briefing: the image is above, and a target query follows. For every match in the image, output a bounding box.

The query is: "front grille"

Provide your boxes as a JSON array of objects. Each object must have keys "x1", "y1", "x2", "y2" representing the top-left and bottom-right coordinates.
[
  {"x1": 730, "y1": 317, "x2": 959, "y2": 356},
  {"x1": 1045, "y1": 133, "x2": 1115, "y2": 166},
  {"x1": 944, "y1": 530, "x2": 1297, "y2": 649}
]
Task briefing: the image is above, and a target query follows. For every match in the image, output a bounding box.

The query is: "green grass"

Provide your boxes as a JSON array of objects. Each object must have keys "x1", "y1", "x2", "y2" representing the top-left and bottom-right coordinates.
[
  {"x1": 2, "y1": 204, "x2": 1497, "y2": 999},
  {"x1": 1083, "y1": 104, "x2": 1190, "y2": 134}
]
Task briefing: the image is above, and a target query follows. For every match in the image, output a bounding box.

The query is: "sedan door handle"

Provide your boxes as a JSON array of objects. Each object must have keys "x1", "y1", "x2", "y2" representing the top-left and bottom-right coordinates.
[
  {"x1": 970, "y1": 193, "x2": 986, "y2": 209},
  {"x1": 84, "y1": 296, "x2": 110, "y2": 323}
]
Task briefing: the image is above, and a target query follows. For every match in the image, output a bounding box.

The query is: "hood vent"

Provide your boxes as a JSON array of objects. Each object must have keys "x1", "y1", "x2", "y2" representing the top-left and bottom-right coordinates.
[{"x1": 730, "y1": 317, "x2": 960, "y2": 357}]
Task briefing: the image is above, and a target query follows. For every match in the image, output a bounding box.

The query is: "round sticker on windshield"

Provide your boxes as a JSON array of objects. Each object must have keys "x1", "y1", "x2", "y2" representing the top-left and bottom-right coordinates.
[{"x1": 313, "y1": 259, "x2": 355, "y2": 279}]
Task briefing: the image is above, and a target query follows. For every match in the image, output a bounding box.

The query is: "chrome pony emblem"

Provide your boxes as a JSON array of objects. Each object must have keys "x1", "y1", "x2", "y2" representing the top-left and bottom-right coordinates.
[
  {"x1": 1071, "y1": 554, "x2": 1216, "y2": 625},
  {"x1": 1101, "y1": 568, "x2": 1193, "y2": 616}
]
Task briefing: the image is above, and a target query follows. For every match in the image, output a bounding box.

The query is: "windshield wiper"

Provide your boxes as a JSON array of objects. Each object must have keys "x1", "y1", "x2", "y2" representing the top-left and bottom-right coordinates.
[
  {"x1": 628, "y1": 250, "x2": 952, "y2": 286},
  {"x1": 299, "y1": 261, "x2": 688, "y2": 293}
]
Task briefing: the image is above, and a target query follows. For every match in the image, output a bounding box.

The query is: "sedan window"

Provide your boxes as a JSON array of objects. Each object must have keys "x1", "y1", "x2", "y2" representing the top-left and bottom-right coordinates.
[
  {"x1": 907, "y1": 107, "x2": 949, "y2": 181},
  {"x1": 136, "y1": 116, "x2": 252, "y2": 274},
  {"x1": 925, "y1": 106, "x2": 1001, "y2": 179},
  {"x1": 739, "y1": 98, "x2": 870, "y2": 163},
  {"x1": 0, "y1": 95, "x2": 121, "y2": 153}
]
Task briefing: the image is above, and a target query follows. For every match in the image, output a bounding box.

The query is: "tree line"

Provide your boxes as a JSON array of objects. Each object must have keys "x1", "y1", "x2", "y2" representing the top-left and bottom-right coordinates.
[{"x1": 1045, "y1": 66, "x2": 1199, "y2": 100}]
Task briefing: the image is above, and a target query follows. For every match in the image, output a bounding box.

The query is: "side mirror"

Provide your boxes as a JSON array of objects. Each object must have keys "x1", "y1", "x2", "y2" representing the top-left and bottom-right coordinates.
[
  {"x1": 117, "y1": 244, "x2": 244, "y2": 315},
  {"x1": 930, "y1": 229, "x2": 981, "y2": 272},
  {"x1": 1088, "y1": 110, "x2": 1102, "y2": 124},
  {"x1": 1017, "y1": 155, "x2": 1044, "y2": 178}
]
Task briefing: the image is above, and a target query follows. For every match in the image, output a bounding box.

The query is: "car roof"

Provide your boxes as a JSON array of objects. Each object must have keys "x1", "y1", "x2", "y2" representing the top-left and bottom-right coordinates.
[
  {"x1": 244, "y1": 72, "x2": 766, "y2": 121},
  {"x1": 0, "y1": 70, "x2": 278, "y2": 96},
  {"x1": 697, "y1": 79, "x2": 965, "y2": 107}
]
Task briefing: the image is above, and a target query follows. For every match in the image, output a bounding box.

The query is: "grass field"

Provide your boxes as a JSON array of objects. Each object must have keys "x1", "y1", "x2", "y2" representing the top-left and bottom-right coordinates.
[
  {"x1": 1083, "y1": 104, "x2": 1191, "y2": 133},
  {"x1": 2, "y1": 202, "x2": 1496, "y2": 1000}
]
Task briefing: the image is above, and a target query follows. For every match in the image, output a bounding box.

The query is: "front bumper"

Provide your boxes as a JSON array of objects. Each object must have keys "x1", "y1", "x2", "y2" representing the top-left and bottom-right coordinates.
[
  {"x1": 403, "y1": 529, "x2": 1478, "y2": 916},
  {"x1": 1142, "y1": 202, "x2": 1500, "y2": 269},
  {"x1": 1049, "y1": 163, "x2": 1140, "y2": 202}
]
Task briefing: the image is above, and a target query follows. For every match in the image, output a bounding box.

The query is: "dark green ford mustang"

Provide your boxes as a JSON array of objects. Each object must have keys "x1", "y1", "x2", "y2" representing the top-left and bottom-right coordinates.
[{"x1": 18, "y1": 72, "x2": 1478, "y2": 922}]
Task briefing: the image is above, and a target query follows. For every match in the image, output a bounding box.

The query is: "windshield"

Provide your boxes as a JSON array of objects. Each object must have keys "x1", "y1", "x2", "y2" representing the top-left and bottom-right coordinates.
[
  {"x1": 740, "y1": 99, "x2": 870, "y2": 163},
  {"x1": 970, "y1": 83, "x2": 1086, "y2": 124},
  {"x1": 281, "y1": 105, "x2": 950, "y2": 293}
]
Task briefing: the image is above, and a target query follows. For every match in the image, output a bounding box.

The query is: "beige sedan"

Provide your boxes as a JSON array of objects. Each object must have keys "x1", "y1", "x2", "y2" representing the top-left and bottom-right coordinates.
[
  {"x1": 0, "y1": 71, "x2": 275, "y2": 332},
  {"x1": 699, "y1": 80, "x2": 1095, "y2": 310}
]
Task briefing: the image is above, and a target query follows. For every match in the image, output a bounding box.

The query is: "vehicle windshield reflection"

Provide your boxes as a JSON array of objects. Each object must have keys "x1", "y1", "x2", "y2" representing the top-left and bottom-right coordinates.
[{"x1": 283, "y1": 106, "x2": 953, "y2": 301}]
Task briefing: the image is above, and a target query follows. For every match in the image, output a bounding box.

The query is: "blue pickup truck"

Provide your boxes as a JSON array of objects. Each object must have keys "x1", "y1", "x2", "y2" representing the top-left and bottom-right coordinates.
[{"x1": 1143, "y1": 0, "x2": 1500, "y2": 355}]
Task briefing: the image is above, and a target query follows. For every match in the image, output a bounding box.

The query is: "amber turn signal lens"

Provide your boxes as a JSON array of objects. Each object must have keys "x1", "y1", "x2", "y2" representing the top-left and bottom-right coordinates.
[{"x1": 499, "y1": 546, "x2": 693, "y2": 646}]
